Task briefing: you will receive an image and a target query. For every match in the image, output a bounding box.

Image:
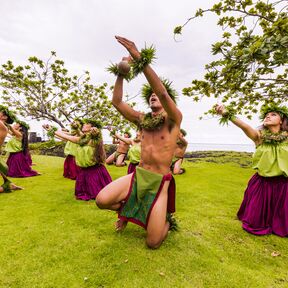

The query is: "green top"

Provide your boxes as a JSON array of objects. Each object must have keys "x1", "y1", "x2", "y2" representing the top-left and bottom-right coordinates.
[
  {"x1": 252, "y1": 142, "x2": 288, "y2": 177},
  {"x1": 75, "y1": 145, "x2": 96, "y2": 168},
  {"x1": 128, "y1": 143, "x2": 141, "y2": 164},
  {"x1": 5, "y1": 137, "x2": 22, "y2": 153},
  {"x1": 64, "y1": 141, "x2": 78, "y2": 156}
]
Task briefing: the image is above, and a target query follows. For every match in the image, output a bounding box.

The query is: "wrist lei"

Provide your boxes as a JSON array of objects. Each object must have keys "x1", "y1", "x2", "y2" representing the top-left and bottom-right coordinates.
[
  {"x1": 106, "y1": 63, "x2": 133, "y2": 81},
  {"x1": 131, "y1": 46, "x2": 156, "y2": 77},
  {"x1": 47, "y1": 126, "x2": 58, "y2": 139}
]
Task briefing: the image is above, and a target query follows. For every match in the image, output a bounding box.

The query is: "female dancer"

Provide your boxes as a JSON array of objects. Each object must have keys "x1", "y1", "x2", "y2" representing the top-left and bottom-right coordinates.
[
  {"x1": 0, "y1": 106, "x2": 22, "y2": 192},
  {"x1": 216, "y1": 103, "x2": 288, "y2": 236},
  {"x1": 43, "y1": 119, "x2": 112, "y2": 200},
  {"x1": 5, "y1": 120, "x2": 39, "y2": 177},
  {"x1": 63, "y1": 119, "x2": 82, "y2": 180}
]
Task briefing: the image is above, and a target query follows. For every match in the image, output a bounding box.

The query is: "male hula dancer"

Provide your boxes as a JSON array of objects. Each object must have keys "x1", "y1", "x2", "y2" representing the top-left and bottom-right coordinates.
[
  {"x1": 171, "y1": 129, "x2": 188, "y2": 175},
  {"x1": 96, "y1": 36, "x2": 182, "y2": 249},
  {"x1": 105, "y1": 131, "x2": 131, "y2": 167},
  {"x1": 0, "y1": 106, "x2": 22, "y2": 192}
]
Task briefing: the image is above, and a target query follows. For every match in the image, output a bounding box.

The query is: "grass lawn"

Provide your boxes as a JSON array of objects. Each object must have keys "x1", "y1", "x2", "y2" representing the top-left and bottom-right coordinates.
[{"x1": 0, "y1": 154, "x2": 287, "y2": 288}]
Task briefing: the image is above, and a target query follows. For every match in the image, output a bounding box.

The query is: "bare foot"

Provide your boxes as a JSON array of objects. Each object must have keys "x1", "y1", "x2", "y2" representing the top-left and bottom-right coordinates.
[
  {"x1": 179, "y1": 168, "x2": 186, "y2": 175},
  {"x1": 115, "y1": 219, "x2": 127, "y2": 232},
  {"x1": 10, "y1": 183, "x2": 23, "y2": 191}
]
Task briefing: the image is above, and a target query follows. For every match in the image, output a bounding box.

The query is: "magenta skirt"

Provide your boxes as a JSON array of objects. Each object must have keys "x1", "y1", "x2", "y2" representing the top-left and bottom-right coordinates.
[
  {"x1": 63, "y1": 155, "x2": 80, "y2": 180},
  {"x1": 75, "y1": 164, "x2": 112, "y2": 201},
  {"x1": 237, "y1": 173, "x2": 288, "y2": 237},
  {"x1": 127, "y1": 162, "x2": 139, "y2": 174},
  {"x1": 7, "y1": 152, "x2": 39, "y2": 178},
  {"x1": 26, "y1": 151, "x2": 33, "y2": 166}
]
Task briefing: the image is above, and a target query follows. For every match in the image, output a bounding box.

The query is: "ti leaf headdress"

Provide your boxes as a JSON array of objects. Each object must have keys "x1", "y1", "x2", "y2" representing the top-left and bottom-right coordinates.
[
  {"x1": 0, "y1": 105, "x2": 17, "y2": 124},
  {"x1": 16, "y1": 120, "x2": 30, "y2": 130},
  {"x1": 141, "y1": 78, "x2": 178, "y2": 105},
  {"x1": 82, "y1": 118, "x2": 102, "y2": 129},
  {"x1": 260, "y1": 103, "x2": 288, "y2": 120}
]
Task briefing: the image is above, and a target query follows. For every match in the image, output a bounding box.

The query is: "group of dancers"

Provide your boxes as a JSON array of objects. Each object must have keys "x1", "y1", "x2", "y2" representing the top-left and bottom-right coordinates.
[{"x1": 1, "y1": 36, "x2": 288, "y2": 249}]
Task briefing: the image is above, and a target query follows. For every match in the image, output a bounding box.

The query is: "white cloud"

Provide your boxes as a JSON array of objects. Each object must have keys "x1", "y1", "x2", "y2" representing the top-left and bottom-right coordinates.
[{"x1": 0, "y1": 0, "x2": 260, "y2": 149}]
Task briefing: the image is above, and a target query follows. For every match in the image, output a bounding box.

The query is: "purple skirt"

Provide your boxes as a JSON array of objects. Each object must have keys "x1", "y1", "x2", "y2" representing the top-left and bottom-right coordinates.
[
  {"x1": 237, "y1": 173, "x2": 288, "y2": 237},
  {"x1": 75, "y1": 164, "x2": 112, "y2": 201},
  {"x1": 63, "y1": 155, "x2": 80, "y2": 180},
  {"x1": 127, "y1": 162, "x2": 139, "y2": 174},
  {"x1": 26, "y1": 151, "x2": 33, "y2": 166},
  {"x1": 7, "y1": 152, "x2": 39, "y2": 178}
]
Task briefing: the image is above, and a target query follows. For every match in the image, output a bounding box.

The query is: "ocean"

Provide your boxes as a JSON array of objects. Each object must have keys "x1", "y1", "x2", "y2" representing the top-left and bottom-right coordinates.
[
  {"x1": 187, "y1": 143, "x2": 255, "y2": 153},
  {"x1": 104, "y1": 141, "x2": 255, "y2": 153}
]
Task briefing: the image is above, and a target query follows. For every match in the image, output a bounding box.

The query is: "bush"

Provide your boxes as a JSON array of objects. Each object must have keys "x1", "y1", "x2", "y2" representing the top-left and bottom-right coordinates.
[{"x1": 29, "y1": 141, "x2": 118, "y2": 158}]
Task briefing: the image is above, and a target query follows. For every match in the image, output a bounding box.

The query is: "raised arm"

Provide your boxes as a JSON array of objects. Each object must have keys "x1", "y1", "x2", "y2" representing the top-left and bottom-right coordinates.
[
  {"x1": 115, "y1": 36, "x2": 182, "y2": 126},
  {"x1": 143, "y1": 65, "x2": 182, "y2": 126},
  {"x1": 112, "y1": 73, "x2": 141, "y2": 124},
  {"x1": 112, "y1": 136, "x2": 120, "y2": 145},
  {"x1": 8, "y1": 125, "x2": 22, "y2": 139},
  {"x1": 0, "y1": 121, "x2": 8, "y2": 146},
  {"x1": 43, "y1": 125, "x2": 80, "y2": 143},
  {"x1": 114, "y1": 133, "x2": 133, "y2": 145},
  {"x1": 54, "y1": 130, "x2": 80, "y2": 143},
  {"x1": 215, "y1": 104, "x2": 260, "y2": 143}
]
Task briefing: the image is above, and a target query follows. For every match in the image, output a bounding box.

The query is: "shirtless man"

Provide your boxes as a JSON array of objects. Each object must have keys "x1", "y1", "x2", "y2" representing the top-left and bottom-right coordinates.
[
  {"x1": 172, "y1": 129, "x2": 188, "y2": 175},
  {"x1": 0, "y1": 106, "x2": 22, "y2": 193},
  {"x1": 105, "y1": 131, "x2": 130, "y2": 167},
  {"x1": 96, "y1": 36, "x2": 182, "y2": 249}
]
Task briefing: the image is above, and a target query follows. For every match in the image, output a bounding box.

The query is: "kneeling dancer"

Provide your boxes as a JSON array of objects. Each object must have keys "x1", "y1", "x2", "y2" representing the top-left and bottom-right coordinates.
[
  {"x1": 105, "y1": 131, "x2": 131, "y2": 167},
  {"x1": 216, "y1": 103, "x2": 288, "y2": 237},
  {"x1": 44, "y1": 119, "x2": 112, "y2": 200},
  {"x1": 0, "y1": 106, "x2": 22, "y2": 192},
  {"x1": 6, "y1": 120, "x2": 39, "y2": 177},
  {"x1": 63, "y1": 119, "x2": 82, "y2": 180},
  {"x1": 96, "y1": 36, "x2": 182, "y2": 249}
]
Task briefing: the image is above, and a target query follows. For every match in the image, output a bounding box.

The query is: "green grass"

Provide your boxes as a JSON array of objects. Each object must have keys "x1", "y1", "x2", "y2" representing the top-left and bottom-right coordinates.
[{"x1": 0, "y1": 154, "x2": 287, "y2": 288}]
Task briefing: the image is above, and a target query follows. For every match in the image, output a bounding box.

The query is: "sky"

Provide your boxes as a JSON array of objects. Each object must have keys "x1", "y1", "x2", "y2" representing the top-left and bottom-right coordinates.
[{"x1": 0, "y1": 0, "x2": 261, "y2": 146}]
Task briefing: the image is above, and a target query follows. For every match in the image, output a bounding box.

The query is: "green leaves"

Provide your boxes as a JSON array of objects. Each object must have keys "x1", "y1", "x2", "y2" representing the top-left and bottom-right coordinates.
[
  {"x1": 175, "y1": 0, "x2": 288, "y2": 119},
  {"x1": 0, "y1": 52, "x2": 134, "y2": 132}
]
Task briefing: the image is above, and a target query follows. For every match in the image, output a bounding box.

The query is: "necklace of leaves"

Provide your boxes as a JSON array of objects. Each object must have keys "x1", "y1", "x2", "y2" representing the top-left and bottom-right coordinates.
[
  {"x1": 261, "y1": 130, "x2": 288, "y2": 144},
  {"x1": 139, "y1": 112, "x2": 165, "y2": 131},
  {"x1": 78, "y1": 131, "x2": 102, "y2": 146}
]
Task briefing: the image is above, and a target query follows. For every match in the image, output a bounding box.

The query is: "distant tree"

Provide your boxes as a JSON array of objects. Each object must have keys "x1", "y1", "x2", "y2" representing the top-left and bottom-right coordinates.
[
  {"x1": 174, "y1": 0, "x2": 288, "y2": 118},
  {"x1": 0, "y1": 52, "x2": 133, "y2": 132}
]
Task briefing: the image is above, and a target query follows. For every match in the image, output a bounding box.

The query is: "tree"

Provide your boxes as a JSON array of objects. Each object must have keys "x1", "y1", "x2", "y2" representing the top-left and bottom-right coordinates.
[
  {"x1": 0, "y1": 52, "x2": 133, "y2": 132},
  {"x1": 174, "y1": 0, "x2": 288, "y2": 118}
]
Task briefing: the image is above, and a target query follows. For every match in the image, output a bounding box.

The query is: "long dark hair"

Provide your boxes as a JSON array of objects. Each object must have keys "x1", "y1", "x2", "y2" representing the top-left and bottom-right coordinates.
[
  {"x1": 94, "y1": 140, "x2": 106, "y2": 165},
  {"x1": 281, "y1": 116, "x2": 288, "y2": 132},
  {"x1": 20, "y1": 125, "x2": 29, "y2": 154}
]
